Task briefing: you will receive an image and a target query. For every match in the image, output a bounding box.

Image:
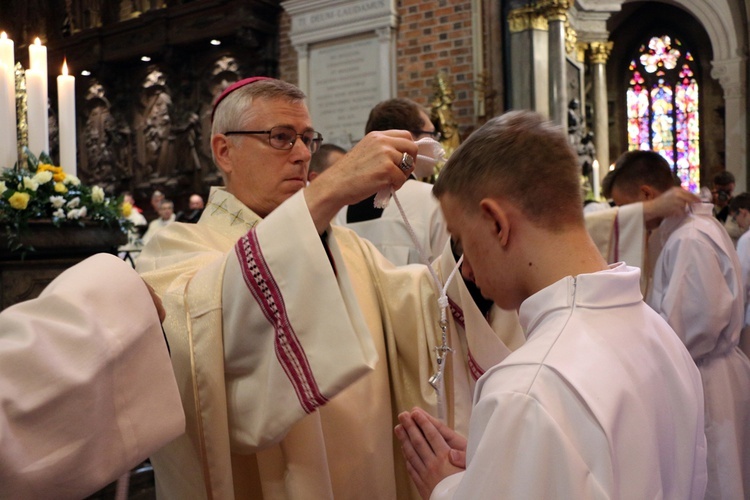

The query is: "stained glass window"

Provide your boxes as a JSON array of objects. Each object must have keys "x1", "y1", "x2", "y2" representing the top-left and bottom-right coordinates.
[{"x1": 626, "y1": 35, "x2": 700, "y2": 193}]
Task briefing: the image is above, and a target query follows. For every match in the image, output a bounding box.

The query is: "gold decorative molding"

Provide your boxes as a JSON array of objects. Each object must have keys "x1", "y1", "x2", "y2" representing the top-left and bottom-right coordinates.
[
  {"x1": 565, "y1": 23, "x2": 577, "y2": 56},
  {"x1": 15, "y1": 62, "x2": 26, "y2": 169},
  {"x1": 508, "y1": 6, "x2": 548, "y2": 33},
  {"x1": 431, "y1": 72, "x2": 461, "y2": 161},
  {"x1": 537, "y1": 0, "x2": 571, "y2": 22},
  {"x1": 590, "y1": 41, "x2": 614, "y2": 64}
]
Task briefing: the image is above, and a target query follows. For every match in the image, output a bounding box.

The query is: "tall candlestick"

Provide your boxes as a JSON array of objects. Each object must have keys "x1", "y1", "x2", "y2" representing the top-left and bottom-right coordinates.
[
  {"x1": 26, "y1": 68, "x2": 46, "y2": 158},
  {"x1": 28, "y1": 37, "x2": 48, "y2": 155},
  {"x1": 0, "y1": 33, "x2": 16, "y2": 168},
  {"x1": 57, "y1": 60, "x2": 76, "y2": 175}
]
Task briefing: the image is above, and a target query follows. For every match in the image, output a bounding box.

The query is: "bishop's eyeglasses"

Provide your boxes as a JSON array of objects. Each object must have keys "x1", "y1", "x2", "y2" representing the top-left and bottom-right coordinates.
[{"x1": 224, "y1": 126, "x2": 323, "y2": 154}]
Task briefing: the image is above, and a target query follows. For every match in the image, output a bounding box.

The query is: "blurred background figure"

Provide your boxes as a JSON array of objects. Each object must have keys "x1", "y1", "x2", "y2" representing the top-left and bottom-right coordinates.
[
  {"x1": 177, "y1": 193, "x2": 205, "y2": 223},
  {"x1": 148, "y1": 189, "x2": 165, "y2": 221},
  {"x1": 334, "y1": 98, "x2": 448, "y2": 266},
  {"x1": 308, "y1": 143, "x2": 347, "y2": 183},
  {"x1": 142, "y1": 199, "x2": 175, "y2": 244}
]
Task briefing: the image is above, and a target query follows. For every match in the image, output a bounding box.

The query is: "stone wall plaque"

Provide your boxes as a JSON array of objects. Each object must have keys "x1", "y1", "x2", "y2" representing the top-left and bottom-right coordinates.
[
  {"x1": 284, "y1": 0, "x2": 398, "y2": 148},
  {"x1": 309, "y1": 36, "x2": 381, "y2": 147}
]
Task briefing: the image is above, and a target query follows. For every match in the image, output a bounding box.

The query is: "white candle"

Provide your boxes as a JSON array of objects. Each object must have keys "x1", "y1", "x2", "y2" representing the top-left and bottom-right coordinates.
[
  {"x1": 28, "y1": 37, "x2": 48, "y2": 155},
  {"x1": 0, "y1": 33, "x2": 16, "y2": 168},
  {"x1": 57, "y1": 60, "x2": 76, "y2": 175},
  {"x1": 26, "y1": 68, "x2": 46, "y2": 158}
]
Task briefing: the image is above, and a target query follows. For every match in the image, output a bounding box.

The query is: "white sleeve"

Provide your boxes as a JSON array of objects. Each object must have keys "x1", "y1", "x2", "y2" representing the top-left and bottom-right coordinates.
[
  {"x1": 221, "y1": 191, "x2": 378, "y2": 452},
  {"x1": 649, "y1": 234, "x2": 736, "y2": 358},
  {"x1": 583, "y1": 204, "x2": 645, "y2": 266},
  {"x1": 0, "y1": 253, "x2": 184, "y2": 499},
  {"x1": 429, "y1": 202, "x2": 450, "y2": 263},
  {"x1": 613, "y1": 203, "x2": 646, "y2": 267}
]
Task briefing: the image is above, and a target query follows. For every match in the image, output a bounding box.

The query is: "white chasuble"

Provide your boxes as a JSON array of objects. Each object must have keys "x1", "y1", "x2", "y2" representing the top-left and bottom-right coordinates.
[{"x1": 137, "y1": 187, "x2": 646, "y2": 500}]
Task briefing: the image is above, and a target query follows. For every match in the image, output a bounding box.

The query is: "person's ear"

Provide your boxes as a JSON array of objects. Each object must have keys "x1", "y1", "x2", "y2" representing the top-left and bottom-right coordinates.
[
  {"x1": 211, "y1": 134, "x2": 233, "y2": 177},
  {"x1": 479, "y1": 198, "x2": 510, "y2": 246},
  {"x1": 640, "y1": 184, "x2": 660, "y2": 201}
]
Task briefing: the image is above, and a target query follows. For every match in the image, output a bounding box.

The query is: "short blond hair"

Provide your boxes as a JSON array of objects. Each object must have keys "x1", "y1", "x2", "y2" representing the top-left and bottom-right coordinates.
[{"x1": 433, "y1": 110, "x2": 583, "y2": 230}]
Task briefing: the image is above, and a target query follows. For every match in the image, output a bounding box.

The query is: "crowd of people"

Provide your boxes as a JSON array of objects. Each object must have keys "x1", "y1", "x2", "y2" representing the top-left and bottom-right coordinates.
[{"x1": 1, "y1": 76, "x2": 748, "y2": 500}]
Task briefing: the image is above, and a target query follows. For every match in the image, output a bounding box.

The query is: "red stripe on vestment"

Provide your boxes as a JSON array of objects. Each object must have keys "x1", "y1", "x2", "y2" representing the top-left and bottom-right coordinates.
[
  {"x1": 448, "y1": 297, "x2": 465, "y2": 329},
  {"x1": 468, "y1": 350, "x2": 485, "y2": 381},
  {"x1": 448, "y1": 297, "x2": 485, "y2": 380},
  {"x1": 235, "y1": 230, "x2": 328, "y2": 413}
]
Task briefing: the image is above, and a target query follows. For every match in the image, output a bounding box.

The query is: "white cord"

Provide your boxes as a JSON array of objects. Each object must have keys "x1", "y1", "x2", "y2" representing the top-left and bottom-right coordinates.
[{"x1": 391, "y1": 187, "x2": 464, "y2": 422}]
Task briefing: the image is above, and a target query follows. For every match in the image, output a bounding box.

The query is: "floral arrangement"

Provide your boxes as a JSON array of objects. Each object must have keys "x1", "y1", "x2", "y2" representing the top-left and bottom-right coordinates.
[{"x1": 0, "y1": 150, "x2": 131, "y2": 252}]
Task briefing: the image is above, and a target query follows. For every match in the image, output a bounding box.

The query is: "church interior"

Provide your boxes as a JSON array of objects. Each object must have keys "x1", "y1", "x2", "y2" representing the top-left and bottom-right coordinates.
[
  {"x1": 0, "y1": 0, "x2": 746, "y2": 214},
  {"x1": 1, "y1": 1, "x2": 750, "y2": 498}
]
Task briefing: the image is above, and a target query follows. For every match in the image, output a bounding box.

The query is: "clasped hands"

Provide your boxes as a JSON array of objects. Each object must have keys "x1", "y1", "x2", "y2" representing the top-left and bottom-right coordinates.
[{"x1": 394, "y1": 407, "x2": 467, "y2": 499}]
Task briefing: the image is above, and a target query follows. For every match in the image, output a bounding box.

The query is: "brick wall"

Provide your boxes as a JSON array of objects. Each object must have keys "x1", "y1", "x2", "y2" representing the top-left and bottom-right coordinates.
[
  {"x1": 278, "y1": 1, "x2": 478, "y2": 137},
  {"x1": 278, "y1": 10, "x2": 298, "y2": 89},
  {"x1": 397, "y1": 0, "x2": 475, "y2": 136}
]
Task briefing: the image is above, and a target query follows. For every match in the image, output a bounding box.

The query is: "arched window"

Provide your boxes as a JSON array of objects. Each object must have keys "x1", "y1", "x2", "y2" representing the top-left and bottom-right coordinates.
[{"x1": 626, "y1": 35, "x2": 700, "y2": 193}]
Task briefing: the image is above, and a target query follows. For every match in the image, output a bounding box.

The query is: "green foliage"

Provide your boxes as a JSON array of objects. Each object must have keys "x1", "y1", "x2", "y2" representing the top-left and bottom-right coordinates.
[{"x1": 0, "y1": 149, "x2": 131, "y2": 252}]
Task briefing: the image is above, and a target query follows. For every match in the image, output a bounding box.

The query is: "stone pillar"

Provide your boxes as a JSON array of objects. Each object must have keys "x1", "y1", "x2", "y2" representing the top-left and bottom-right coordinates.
[
  {"x1": 376, "y1": 27, "x2": 396, "y2": 100},
  {"x1": 590, "y1": 41, "x2": 613, "y2": 188},
  {"x1": 539, "y1": 0, "x2": 570, "y2": 128},
  {"x1": 295, "y1": 43, "x2": 309, "y2": 95},
  {"x1": 507, "y1": 6, "x2": 548, "y2": 116},
  {"x1": 711, "y1": 57, "x2": 748, "y2": 190}
]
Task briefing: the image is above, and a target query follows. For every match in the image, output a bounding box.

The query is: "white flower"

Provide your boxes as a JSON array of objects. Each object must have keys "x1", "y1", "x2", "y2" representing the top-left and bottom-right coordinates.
[
  {"x1": 22, "y1": 176, "x2": 39, "y2": 192},
  {"x1": 0, "y1": 181, "x2": 5, "y2": 195},
  {"x1": 78, "y1": 206, "x2": 87, "y2": 218},
  {"x1": 66, "y1": 209, "x2": 78, "y2": 219},
  {"x1": 52, "y1": 208, "x2": 65, "y2": 218},
  {"x1": 91, "y1": 185, "x2": 105, "y2": 204},
  {"x1": 67, "y1": 208, "x2": 83, "y2": 219},
  {"x1": 32, "y1": 170, "x2": 53, "y2": 184},
  {"x1": 66, "y1": 196, "x2": 81, "y2": 209},
  {"x1": 49, "y1": 195, "x2": 66, "y2": 208},
  {"x1": 63, "y1": 174, "x2": 81, "y2": 186}
]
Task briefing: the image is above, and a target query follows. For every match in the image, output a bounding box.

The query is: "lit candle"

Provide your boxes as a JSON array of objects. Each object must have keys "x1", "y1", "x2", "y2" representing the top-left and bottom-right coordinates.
[
  {"x1": 28, "y1": 37, "x2": 48, "y2": 155},
  {"x1": 0, "y1": 33, "x2": 16, "y2": 168},
  {"x1": 57, "y1": 60, "x2": 76, "y2": 175},
  {"x1": 26, "y1": 68, "x2": 46, "y2": 158}
]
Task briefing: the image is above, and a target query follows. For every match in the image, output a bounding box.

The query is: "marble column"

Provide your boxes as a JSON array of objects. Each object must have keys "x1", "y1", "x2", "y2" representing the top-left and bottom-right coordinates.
[
  {"x1": 539, "y1": 0, "x2": 570, "y2": 128},
  {"x1": 590, "y1": 41, "x2": 613, "y2": 188},
  {"x1": 295, "y1": 43, "x2": 309, "y2": 95},
  {"x1": 711, "y1": 57, "x2": 748, "y2": 190},
  {"x1": 507, "y1": 6, "x2": 548, "y2": 116},
  {"x1": 376, "y1": 27, "x2": 396, "y2": 100}
]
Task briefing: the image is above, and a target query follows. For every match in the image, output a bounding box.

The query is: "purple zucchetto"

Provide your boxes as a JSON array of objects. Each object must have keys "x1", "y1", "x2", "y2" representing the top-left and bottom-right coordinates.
[{"x1": 211, "y1": 76, "x2": 274, "y2": 122}]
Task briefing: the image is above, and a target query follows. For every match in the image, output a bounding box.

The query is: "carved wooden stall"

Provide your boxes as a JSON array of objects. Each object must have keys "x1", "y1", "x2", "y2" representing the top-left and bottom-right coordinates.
[
  {"x1": 1, "y1": 0, "x2": 282, "y2": 218},
  {"x1": 0, "y1": 0, "x2": 281, "y2": 311}
]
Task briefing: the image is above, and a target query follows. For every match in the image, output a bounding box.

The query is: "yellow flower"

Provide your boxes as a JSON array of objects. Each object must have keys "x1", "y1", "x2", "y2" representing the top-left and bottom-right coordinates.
[
  {"x1": 0, "y1": 181, "x2": 5, "y2": 195},
  {"x1": 121, "y1": 201, "x2": 133, "y2": 217},
  {"x1": 37, "y1": 163, "x2": 66, "y2": 182},
  {"x1": 54, "y1": 182, "x2": 68, "y2": 193},
  {"x1": 8, "y1": 191, "x2": 30, "y2": 210}
]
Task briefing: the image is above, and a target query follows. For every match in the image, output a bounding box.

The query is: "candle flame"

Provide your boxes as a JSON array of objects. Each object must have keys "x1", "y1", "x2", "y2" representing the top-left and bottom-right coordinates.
[
  {"x1": 1, "y1": 33, "x2": 6, "y2": 40},
  {"x1": 62, "y1": 59, "x2": 68, "y2": 76},
  {"x1": 34, "y1": 37, "x2": 41, "y2": 46}
]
